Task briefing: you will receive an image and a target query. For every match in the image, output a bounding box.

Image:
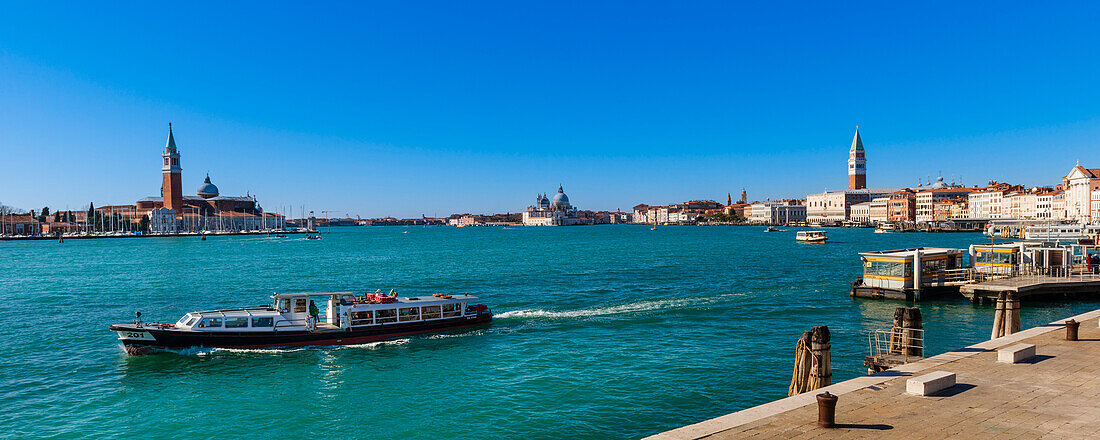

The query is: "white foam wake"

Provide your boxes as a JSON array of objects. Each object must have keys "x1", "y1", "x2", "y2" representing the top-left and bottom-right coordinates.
[
  {"x1": 495, "y1": 294, "x2": 737, "y2": 320},
  {"x1": 181, "y1": 338, "x2": 412, "y2": 356}
]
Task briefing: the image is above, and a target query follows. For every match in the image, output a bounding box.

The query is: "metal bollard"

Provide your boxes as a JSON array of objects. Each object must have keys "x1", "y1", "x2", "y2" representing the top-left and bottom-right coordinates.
[
  {"x1": 1066, "y1": 319, "x2": 1079, "y2": 341},
  {"x1": 816, "y1": 391, "x2": 838, "y2": 428}
]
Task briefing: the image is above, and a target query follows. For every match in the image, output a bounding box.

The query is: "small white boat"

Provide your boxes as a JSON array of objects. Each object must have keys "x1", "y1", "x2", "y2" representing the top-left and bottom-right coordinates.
[
  {"x1": 764, "y1": 226, "x2": 778, "y2": 232},
  {"x1": 796, "y1": 230, "x2": 828, "y2": 243}
]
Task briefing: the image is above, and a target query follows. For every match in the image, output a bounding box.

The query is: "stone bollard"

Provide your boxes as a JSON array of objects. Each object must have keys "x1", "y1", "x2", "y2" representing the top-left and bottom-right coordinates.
[
  {"x1": 1066, "y1": 319, "x2": 1080, "y2": 341},
  {"x1": 816, "y1": 391, "x2": 838, "y2": 428}
]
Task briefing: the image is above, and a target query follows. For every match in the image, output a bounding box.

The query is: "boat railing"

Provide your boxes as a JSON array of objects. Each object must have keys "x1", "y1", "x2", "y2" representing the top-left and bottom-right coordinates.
[{"x1": 960, "y1": 264, "x2": 1100, "y2": 286}]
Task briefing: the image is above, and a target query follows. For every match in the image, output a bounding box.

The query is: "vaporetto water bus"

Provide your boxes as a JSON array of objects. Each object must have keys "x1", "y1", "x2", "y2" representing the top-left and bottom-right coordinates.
[{"x1": 109, "y1": 291, "x2": 493, "y2": 355}]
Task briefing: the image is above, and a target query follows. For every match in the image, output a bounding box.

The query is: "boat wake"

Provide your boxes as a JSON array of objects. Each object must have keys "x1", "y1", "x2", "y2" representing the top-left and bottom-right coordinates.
[
  {"x1": 496, "y1": 293, "x2": 741, "y2": 320},
  {"x1": 162, "y1": 338, "x2": 414, "y2": 356}
]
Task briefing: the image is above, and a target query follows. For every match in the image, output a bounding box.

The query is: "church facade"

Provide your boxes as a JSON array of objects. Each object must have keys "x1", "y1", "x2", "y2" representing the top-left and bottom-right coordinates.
[
  {"x1": 522, "y1": 186, "x2": 591, "y2": 226},
  {"x1": 137, "y1": 124, "x2": 285, "y2": 232}
]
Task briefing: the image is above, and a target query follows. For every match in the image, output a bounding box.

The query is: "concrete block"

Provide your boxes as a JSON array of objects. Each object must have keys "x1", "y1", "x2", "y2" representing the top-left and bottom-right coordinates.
[
  {"x1": 997, "y1": 343, "x2": 1036, "y2": 364},
  {"x1": 906, "y1": 371, "x2": 956, "y2": 396}
]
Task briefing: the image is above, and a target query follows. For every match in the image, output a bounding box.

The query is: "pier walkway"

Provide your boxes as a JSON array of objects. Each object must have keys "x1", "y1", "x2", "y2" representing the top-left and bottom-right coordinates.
[
  {"x1": 646, "y1": 308, "x2": 1100, "y2": 440},
  {"x1": 960, "y1": 272, "x2": 1100, "y2": 299}
]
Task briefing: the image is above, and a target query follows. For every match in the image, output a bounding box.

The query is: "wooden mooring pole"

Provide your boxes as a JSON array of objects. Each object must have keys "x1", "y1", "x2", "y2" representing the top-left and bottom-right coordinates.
[
  {"x1": 788, "y1": 326, "x2": 831, "y2": 396},
  {"x1": 991, "y1": 292, "x2": 1006, "y2": 339},
  {"x1": 991, "y1": 292, "x2": 1021, "y2": 339},
  {"x1": 902, "y1": 308, "x2": 923, "y2": 358}
]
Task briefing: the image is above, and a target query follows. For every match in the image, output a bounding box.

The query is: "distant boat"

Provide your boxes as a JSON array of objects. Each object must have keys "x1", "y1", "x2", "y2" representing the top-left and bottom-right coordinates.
[
  {"x1": 764, "y1": 226, "x2": 779, "y2": 232},
  {"x1": 796, "y1": 230, "x2": 828, "y2": 243},
  {"x1": 275, "y1": 234, "x2": 287, "y2": 238}
]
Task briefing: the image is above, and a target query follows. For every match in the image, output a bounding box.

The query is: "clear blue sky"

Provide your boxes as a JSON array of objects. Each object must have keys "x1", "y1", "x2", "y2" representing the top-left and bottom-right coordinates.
[{"x1": 2, "y1": 1, "x2": 1099, "y2": 218}]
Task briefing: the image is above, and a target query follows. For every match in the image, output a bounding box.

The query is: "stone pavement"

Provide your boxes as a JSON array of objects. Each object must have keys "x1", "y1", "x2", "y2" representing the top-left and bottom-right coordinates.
[{"x1": 646, "y1": 308, "x2": 1100, "y2": 440}]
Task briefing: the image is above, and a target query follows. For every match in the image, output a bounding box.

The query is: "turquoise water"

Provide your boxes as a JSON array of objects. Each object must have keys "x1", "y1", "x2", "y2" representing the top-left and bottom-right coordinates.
[{"x1": 2, "y1": 226, "x2": 1098, "y2": 439}]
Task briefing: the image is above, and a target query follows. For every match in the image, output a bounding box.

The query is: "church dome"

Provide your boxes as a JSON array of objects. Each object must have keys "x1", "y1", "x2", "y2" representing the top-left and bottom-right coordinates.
[
  {"x1": 552, "y1": 186, "x2": 569, "y2": 204},
  {"x1": 197, "y1": 174, "x2": 219, "y2": 199},
  {"x1": 551, "y1": 186, "x2": 570, "y2": 210}
]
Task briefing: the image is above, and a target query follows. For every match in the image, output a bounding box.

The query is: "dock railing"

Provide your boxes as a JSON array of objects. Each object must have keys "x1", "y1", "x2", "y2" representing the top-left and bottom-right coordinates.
[
  {"x1": 867, "y1": 327, "x2": 924, "y2": 364},
  {"x1": 951, "y1": 264, "x2": 1100, "y2": 287}
]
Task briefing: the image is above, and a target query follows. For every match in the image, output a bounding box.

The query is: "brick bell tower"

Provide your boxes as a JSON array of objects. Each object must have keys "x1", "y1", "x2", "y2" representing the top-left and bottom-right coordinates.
[
  {"x1": 847, "y1": 126, "x2": 866, "y2": 189},
  {"x1": 161, "y1": 123, "x2": 183, "y2": 211}
]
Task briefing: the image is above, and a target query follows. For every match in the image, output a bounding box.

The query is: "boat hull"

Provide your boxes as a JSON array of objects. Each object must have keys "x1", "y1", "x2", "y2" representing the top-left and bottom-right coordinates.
[{"x1": 110, "y1": 313, "x2": 492, "y2": 355}]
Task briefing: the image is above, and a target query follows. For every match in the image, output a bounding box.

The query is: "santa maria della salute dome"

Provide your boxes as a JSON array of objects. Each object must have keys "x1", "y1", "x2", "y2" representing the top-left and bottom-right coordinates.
[{"x1": 522, "y1": 185, "x2": 590, "y2": 226}]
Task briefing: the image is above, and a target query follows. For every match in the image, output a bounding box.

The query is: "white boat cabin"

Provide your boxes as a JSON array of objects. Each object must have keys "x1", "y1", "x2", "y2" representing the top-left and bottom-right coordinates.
[
  {"x1": 859, "y1": 247, "x2": 965, "y2": 291},
  {"x1": 172, "y1": 292, "x2": 479, "y2": 332},
  {"x1": 796, "y1": 230, "x2": 827, "y2": 241}
]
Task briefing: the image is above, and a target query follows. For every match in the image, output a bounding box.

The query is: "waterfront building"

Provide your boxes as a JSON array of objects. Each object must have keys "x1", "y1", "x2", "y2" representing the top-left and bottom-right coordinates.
[
  {"x1": 521, "y1": 186, "x2": 589, "y2": 226},
  {"x1": 136, "y1": 125, "x2": 285, "y2": 232},
  {"x1": 0, "y1": 214, "x2": 40, "y2": 236},
  {"x1": 869, "y1": 197, "x2": 889, "y2": 224},
  {"x1": 848, "y1": 127, "x2": 866, "y2": 190},
  {"x1": 849, "y1": 201, "x2": 871, "y2": 224},
  {"x1": 749, "y1": 201, "x2": 805, "y2": 225},
  {"x1": 632, "y1": 204, "x2": 651, "y2": 224},
  {"x1": 725, "y1": 203, "x2": 751, "y2": 220},
  {"x1": 887, "y1": 189, "x2": 917, "y2": 223},
  {"x1": 806, "y1": 189, "x2": 893, "y2": 224},
  {"x1": 149, "y1": 207, "x2": 177, "y2": 233},
  {"x1": 914, "y1": 180, "x2": 972, "y2": 223},
  {"x1": 1062, "y1": 164, "x2": 1100, "y2": 222},
  {"x1": 967, "y1": 182, "x2": 1023, "y2": 219},
  {"x1": 933, "y1": 198, "x2": 968, "y2": 221}
]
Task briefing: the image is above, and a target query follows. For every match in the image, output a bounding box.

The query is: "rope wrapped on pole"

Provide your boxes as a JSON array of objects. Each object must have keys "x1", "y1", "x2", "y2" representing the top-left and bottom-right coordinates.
[
  {"x1": 788, "y1": 326, "x2": 831, "y2": 396},
  {"x1": 788, "y1": 330, "x2": 813, "y2": 396}
]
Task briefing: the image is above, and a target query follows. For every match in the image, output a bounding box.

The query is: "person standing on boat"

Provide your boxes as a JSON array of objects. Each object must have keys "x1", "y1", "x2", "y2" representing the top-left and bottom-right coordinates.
[{"x1": 308, "y1": 300, "x2": 320, "y2": 329}]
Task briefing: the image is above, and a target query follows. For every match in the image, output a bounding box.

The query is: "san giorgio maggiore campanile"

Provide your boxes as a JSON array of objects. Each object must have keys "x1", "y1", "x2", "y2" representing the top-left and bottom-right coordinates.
[
  {"x1": 161, "y1": 123, "x2": 183, "y2": 211},
  {"x1": 847, "y1": 126, "x2": 866, "y2": 190}
]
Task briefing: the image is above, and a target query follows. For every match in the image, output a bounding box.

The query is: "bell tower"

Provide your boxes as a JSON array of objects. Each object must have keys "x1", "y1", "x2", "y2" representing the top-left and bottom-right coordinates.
[
  {"x1": 847, "y1": 126, "x2": 866, "y2": 189},
  {"x1": 161, "y1": 123, "x2": 183, "y2": 211}
]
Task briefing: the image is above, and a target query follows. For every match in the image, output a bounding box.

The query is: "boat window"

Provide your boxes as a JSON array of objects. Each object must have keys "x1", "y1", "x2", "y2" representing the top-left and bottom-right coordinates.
[
  {"x1": 375, "y1": 309, "x2": 398, "y2": 323},
  {"x1": 399, "y1": 307, "x2": 421, "y2": 322},
  {"x1": 186, "y1": 317, "x2": 198, "y2": 326},
  {"x1": 281, "y1": 299, "x2": 291, "y2": 312},
  {"x1": 225, "y1": 317, "x2": 248, "y2": 328},
  {"x1": 252, "y1": 317, "x2": 274, "y2": 327},
  {"x1": 922, "y1": 258, "x2": 947, "y2": 274},
  {"x1": 294, "y1": 299, "x2": 307, "y2": 313},
  {"x1": 441, "y1": 303, "x2": 461, "y2": 317},
  {"x1": 422, "y1": 305, "x2": 442, "y2": 319},
  {"x1": 176, "y1": 315, "x2": 191, "y2": 326},
  {"x1": 865, "y1": 260, "x2": 908, "y2": 278},
  {"x1": 197, "y1": 317, "x2": 223, "y2": 328},
  {"x1": 351, "y1": 311, "x2": 373, "y2": 325}
]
